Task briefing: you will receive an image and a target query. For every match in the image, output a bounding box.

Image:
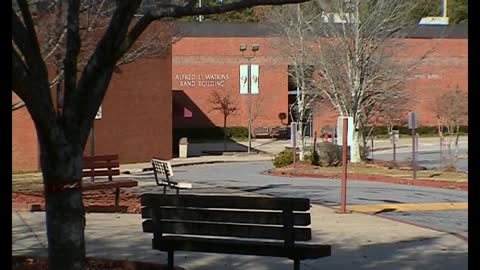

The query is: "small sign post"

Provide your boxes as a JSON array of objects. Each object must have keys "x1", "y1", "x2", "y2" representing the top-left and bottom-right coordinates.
[
  {"x1": 390, "y1": 130, "x2": 399, "y2": 164},
  {"x1": 408, "y1": 112, "x2": 418, "y2": 180},
  {"x1": 90, "y1": 106, "x2": 102, "y2": 181},
  {"x1": 340, "y1": 118, "x2": 348, "y2": 213}
]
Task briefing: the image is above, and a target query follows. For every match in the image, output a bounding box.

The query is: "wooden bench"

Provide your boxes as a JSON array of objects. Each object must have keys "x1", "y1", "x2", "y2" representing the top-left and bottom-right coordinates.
[
  {"x1": 141, "y1": 194, "x2": 331, "y2": 270},
  {"x1": 254, "y1": 127, "x2": 271, "y2": 138},
  {"x1": 82, "y1": 154, "x2": 138, "y2": 210},
  {"x1": 151, "y1": 159, "x2": 192, "y2": 194}
]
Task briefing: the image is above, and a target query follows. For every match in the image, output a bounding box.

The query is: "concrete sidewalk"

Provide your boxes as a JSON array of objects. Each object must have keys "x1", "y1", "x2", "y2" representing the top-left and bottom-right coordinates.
[{"x1": 12, "y1": 181, "x2": 468, "y2": 270}]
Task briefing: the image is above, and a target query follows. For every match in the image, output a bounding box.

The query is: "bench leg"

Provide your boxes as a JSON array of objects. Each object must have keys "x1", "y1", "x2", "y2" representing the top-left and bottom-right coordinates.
[
  {"x1": 114, "y1": 187, "x2": 120, "y2": 211},
  {"x1": 163, "y1": 186, "x2": 167, "y2": 194},
  {"x1": 168, "y1": 250, "x2": 174, "y2": 270},
  {"x1": 176, "y1": 188, "x2": 179, "y2": 195},
  {"x1": 293, "y1": 259, "x2": 300, "y2": 270}
]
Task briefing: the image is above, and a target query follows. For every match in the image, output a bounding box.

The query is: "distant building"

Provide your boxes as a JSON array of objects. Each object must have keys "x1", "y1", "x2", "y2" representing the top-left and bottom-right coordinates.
[{"x1": 12, "y1": 22, "x2": 467, "y2": 171}]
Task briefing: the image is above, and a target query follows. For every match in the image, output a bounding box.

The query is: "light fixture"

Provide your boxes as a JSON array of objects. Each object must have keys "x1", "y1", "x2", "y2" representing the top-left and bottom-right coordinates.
[{"x1": 239, "y1": 43, "x2": 247, "y2": 52}]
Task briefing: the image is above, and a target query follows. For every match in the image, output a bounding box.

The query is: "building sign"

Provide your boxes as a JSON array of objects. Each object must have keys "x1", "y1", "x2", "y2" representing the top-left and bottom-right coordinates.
[
  {"x1": 239, "y1": 64, "x2": 260, "y2": 94},
  {"x1": 394, "y1": 73, "x2": 443, "y2": 81},
  {"x1": 175, "y1": 73, "x2": 230, "y2": 88}
]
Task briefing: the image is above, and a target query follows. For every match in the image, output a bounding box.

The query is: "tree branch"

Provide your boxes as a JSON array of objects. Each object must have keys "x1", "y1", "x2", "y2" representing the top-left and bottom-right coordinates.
[
  {"x1": 63, "y1": 0, "x2": 81, "y2": 97},
  {"x1": 151, "y1": 0, "x2": 310, "y2": 18}
]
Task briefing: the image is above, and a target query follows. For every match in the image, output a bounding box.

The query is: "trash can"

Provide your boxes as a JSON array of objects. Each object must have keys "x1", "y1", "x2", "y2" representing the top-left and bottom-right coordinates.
[{"x1": 179, "y1": 137, "x2": 188, "y2": 158}]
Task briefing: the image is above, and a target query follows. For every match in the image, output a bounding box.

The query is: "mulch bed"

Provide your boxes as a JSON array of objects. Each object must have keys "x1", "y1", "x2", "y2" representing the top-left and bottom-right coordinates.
[
  {"x1": 12, "y1": 189, "x2": 142, "y2": 214},
  {"x1": 264, "y1": 160, "x2": 468, "y2": 191},
  {"x1": 12, "y1": 256, "x2": 181, "y2": 270}
]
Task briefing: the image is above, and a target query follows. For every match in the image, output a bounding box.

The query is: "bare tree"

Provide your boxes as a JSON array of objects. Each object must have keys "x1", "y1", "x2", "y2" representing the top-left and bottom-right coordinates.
[
  {"x1": 266, "y1": 2, "x2": 323, "y2": 160},
  {"x1": 13, "y1": 0, "x2": 176, "y2": 112},
  {"x1": 208, "y1": 89, "x2": 238, "y2": 151},
  {"x1": 12, "y1": 0, "x2": 309, "y2": 269},
  {"x1": 432, "y1": 85, "x2": 467, "y2": 169},
  {"x1": 311, "y1": 0, "x2": 431, "y2": 162},
  {"x1": 250, "y1": 93, "x2": 265, "y2": 129},
  {"x1": 359, "y1": 84, "x2": 411, "y2": 145}
]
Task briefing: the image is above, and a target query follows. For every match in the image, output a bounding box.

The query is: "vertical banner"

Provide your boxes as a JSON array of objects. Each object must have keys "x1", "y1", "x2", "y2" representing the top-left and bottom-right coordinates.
[
  {"x1": 239, "y1": 65, "x2": 248, "y2": 94},
  {"x1": 250, "y1": 64, "x2": 259, "y2": 94}
]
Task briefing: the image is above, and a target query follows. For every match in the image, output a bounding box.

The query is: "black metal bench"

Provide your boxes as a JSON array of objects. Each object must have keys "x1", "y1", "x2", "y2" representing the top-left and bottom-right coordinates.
[
  {"x1": 82, "y1": 154, "x2": 138, "y2": 210},
  {"x1": 141, "y1": 194, "x2": 331, "y2": 270},
  {"x1": 151, "y1": 159, "x2": 192, "y2": 194}
]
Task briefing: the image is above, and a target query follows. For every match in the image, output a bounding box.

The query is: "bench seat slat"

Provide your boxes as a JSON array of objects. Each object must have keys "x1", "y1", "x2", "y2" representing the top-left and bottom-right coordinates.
[
  {"x1": 83, "y1": 154, "x2": 119, "y2": 162},
  {"x1": 154, "y1": 236, "x2": 331, "y2": 259},
  {"x1": 83, "y1": 179, "x2": 138, "y2": 191},
  {"x1": 82, "y1": 161, "x2": 119, "y2": 169},
  {"x1": 143, "y1": 220, "x2": 311, "y2": 241},
  {"x1": 82, "y1": 169, "x2": 120, "y2": 177},
  {"x1": 141, "y1": 194, "x2": 310, "y2": 211},
  {"x1": 142, "y1": 207, "x2": 311, "y2": 226}
]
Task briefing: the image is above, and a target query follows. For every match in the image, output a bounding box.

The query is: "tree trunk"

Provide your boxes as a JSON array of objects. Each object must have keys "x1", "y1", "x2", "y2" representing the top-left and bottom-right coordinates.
[
  {"x1": 298, "y1": 119, "x2": 305, "y2": 161},
  {"x1": 39, "y1": 131, "x2": 86, "y2": 270},
  {"x1": 351, "y1": 131, "x2": 362, "y2": 163}
]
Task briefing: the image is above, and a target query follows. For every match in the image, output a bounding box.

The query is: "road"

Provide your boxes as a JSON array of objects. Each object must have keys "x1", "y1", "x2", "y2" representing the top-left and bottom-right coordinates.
[
  {"x1": 368, "y1": 136, "x2": 468, "y2": 172},
  {"x1": 164, "y1": 161, "x2": 468, "y2": 239}
]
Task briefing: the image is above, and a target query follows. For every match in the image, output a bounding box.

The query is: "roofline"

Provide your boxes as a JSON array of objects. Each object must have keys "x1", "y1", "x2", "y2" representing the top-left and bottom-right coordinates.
[{"x1": 173, "y1": 22, "x2": 468, "y2": 39}]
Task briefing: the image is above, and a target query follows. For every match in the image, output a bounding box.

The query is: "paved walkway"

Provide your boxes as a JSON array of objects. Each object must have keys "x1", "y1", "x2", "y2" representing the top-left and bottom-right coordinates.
[{"x1": 12, "y1": 199, "x2": 468, "y2": 270}]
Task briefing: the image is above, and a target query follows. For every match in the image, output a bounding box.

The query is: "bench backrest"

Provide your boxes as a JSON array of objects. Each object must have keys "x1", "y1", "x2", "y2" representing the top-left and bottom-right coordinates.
[
  {"x1": 141, "y1": 194, "x2": 312, "y2": 246},
  {"x1": 151, "y1": 159, "x2": 173, "y2": 177},
  {"x1": 83, "y1": 154, "x2": 120, "y2": 182},
  {"x1": 254, "y1": 127, "x2": 270, "y2": 134},
  {"x1": 151, "y1": 159, "x2": 174, "y2": 185}
]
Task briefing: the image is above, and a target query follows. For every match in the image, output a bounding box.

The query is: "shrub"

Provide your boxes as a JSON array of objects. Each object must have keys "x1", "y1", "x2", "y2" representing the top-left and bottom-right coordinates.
[
  {"x1": 359, "y1": 145, "x2": 370, "y2": 161},
  {"x1": 363, "y1": 125, "x2": 468, "y2": 136},
  {"x1": 304, "y1": 149, "x2": 320, "y2": 166},
  {"x1": 315, "y1": 142, "x2": 342, "y2": 167},
  {"x1": 416, "y1": 126, "x2": 436, "y2": 135},
  {"x1": 273, "y1": 149, "x2": 294, "y2": 168},
  {"x1": 224, "y1": 126, "x2": 249, "y2": 138}
]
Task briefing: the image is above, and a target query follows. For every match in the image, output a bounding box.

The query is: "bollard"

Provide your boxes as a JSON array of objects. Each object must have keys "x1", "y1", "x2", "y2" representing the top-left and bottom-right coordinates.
[{"x1": 179, "y1": 137, "x2": 188, "y2": 158}]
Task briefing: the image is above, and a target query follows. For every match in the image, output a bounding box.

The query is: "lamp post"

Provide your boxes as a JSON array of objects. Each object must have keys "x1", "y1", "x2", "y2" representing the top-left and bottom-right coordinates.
[{"x1": 240, "y1": 43, "x2": 259, "y2": 154}]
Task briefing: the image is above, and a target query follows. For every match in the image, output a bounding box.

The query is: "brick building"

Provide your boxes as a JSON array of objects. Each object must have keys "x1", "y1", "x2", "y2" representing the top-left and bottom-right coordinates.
[
  {"x1": 12, "y1": 22, "x2": 467, "y2": 171},
  {"x1": 172, "y1": 22, "x2": 468, "y2": 135},
  {"x1": 12, "y1": 50, "x2": 172, "y2": 172}
]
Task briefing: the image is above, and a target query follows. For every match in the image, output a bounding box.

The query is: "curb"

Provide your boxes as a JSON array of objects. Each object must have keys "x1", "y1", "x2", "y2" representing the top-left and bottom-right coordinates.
[
  {"x1": 265, "y1": 171, "x2": 468, "y2": 191},
  {"x1": 123, "y1": 159, "x2": 272, "y2": 174}
]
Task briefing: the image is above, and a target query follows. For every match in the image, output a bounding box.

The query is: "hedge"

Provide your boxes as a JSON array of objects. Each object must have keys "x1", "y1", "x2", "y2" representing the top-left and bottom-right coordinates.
[
  {"x1": 366, "y1": 125, "x2": 468, "y2": 136},
  {"x1": 173, "y1": 126, "x2": 248, "y2": 141}
]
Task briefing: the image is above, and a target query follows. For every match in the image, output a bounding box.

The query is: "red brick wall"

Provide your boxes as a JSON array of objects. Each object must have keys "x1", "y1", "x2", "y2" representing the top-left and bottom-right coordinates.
[
  {"x1": 13, "y1": 55, "x2": 173, "y2": 171},
  {"x1": 311, "y1": 38, "x2": 468, "y2": 133},
  {"x1": 173, "y1": 37, "x2": 467, "y2": 135},
  {"x1": 172, "y1": 37, "x2": 289, "y2": 130},
  {"x1": 12, "y1": 93, "x2": 39, "y2": 172},
  {"x1": 84, "y1": 56, "x2": 173, "y2": 163}
]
